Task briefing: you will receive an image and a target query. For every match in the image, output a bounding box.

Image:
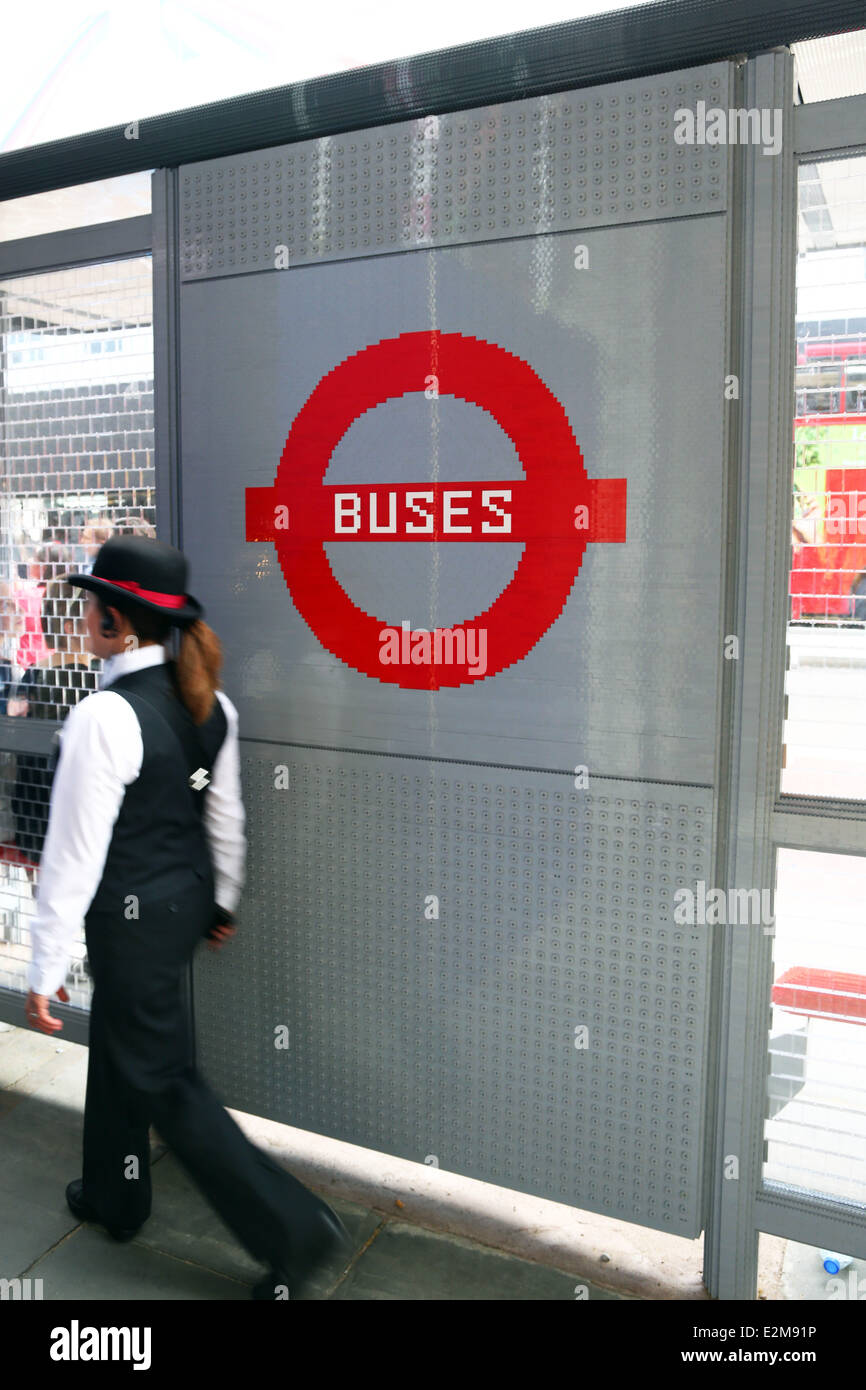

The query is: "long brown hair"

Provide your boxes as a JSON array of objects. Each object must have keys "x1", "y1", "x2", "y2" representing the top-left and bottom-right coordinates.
[{"x1": 97, "y1": 595, "x2": 222, "y2": 724}]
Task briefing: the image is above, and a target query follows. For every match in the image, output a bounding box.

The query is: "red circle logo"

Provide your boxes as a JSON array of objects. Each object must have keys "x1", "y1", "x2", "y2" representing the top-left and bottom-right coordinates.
[{"x1": 246, "y1": 331, "x2": 626, "y2": 689}]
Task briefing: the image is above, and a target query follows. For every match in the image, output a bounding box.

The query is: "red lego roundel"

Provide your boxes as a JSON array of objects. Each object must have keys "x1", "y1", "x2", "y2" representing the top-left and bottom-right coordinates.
[{"x1": 246, "y1": 330, "x2": 626, "y2": 689}]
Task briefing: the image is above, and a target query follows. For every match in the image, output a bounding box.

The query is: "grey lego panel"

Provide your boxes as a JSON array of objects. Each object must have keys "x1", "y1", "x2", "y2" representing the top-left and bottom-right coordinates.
[
  {"x1": 193, "y1": 746, "x2": 714, "y2": 1236},
  {"x1": 180, "y1": 213, "x2": 727, "y2": 781},
  {"x1": 179, "y1": 62, "x2": 730, "y2": 279}
]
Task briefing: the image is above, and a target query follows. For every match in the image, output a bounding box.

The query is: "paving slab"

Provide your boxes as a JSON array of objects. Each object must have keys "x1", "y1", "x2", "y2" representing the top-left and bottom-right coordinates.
[
  {"x1": 24, "y1": 1225, "x2": 251, "y2": 1301},
  {"x1": 129, "y1": 1152, "x2": 379, "y2": 1286},
  {"x1": 0, "y1": 1065, "x2": 164, "y2": 1272},
  {"x1": 0, "y1": 1093, "x2": 85, "y2": 1194},
  {"x1": 2, "y1": 1187, "x2": 84, "y2": 1275},
  {"x1": 0, "y1": 1039, "x2": 88, "y2": 1115},
  {"x1": 0, "y1": 1025, "x2": 69, "y2": 1089},
  {"x1": 329, "y1": 1220, "x2": 632, "y2": 1301},
  {"x1": 0, "y1": 1025, "x2": 667, "y2": 1301}
]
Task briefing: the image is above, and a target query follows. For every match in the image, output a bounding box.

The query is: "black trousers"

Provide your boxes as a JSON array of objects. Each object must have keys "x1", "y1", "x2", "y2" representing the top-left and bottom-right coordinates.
[{"x1": 81, "y1": 877, "x2": 327, "y2": 1271}]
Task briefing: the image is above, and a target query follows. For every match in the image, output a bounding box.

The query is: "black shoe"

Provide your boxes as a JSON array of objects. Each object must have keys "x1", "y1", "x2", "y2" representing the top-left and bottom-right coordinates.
[
  {"x1": 251, "y1": 1206, "x2": 351, "y2": 1300},
  {"x1": 65, "y1": 1178, "x2": 143, "y2": 1243}
]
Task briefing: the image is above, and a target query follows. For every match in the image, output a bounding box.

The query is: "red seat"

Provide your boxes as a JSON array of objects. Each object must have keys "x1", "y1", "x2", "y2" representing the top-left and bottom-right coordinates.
[{"x1": 772, "y1": 966, "x2": 866, "y2": 1024}]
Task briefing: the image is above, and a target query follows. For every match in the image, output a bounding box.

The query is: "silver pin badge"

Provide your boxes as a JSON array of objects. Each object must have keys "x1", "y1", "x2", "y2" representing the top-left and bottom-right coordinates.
[{"x1": 189, "y1": 767, "x2": 210, "y2": 790}]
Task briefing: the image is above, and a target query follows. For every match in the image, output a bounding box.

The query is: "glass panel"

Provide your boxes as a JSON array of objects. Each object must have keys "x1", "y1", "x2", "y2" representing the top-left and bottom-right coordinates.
[
  {"x1": 0, "y1": 255, "x2": 154, "y2": 1003},
  {"x1": 0, "y1": 5, "x2": 641, "y2": 154},
  {"x1": 0, "y1": 172, "x2": 152, "y2": 243},
  {"x1": 764, "y1": 849, "x2": 866, "y2": 1206},
  {"x1": 793, "y1": 29, "x2": 866, "y2": 102},
  {"x1": 758, "y1": 1232, "x2": 864, "y2": 1301},
  {"x1": 783, "y1": 155, "x2": 866, "y2": 798}
]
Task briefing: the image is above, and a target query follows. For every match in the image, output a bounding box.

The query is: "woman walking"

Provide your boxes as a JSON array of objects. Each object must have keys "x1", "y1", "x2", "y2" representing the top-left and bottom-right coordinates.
[{"x1": 24, "y1": 534, "x2": 348, "y2": 1299}]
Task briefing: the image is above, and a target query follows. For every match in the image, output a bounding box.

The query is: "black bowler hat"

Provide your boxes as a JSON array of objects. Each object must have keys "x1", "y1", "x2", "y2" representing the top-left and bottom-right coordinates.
[{"x1": 64, "y1": 535, "x2": 204, "y2": 625}]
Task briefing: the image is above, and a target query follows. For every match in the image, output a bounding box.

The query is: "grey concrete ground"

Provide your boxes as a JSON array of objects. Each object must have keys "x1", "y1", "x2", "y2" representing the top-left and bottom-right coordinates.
[
  {"x1": 13, "y1": 1018, "x2": 816, "y2": 1302},
  {"x1": 5, "y1": 1019, "x2": 846, "y2": 1302},
  {"x1": 0, "y1": 1021, "x2": 645, "y2": 1301}
]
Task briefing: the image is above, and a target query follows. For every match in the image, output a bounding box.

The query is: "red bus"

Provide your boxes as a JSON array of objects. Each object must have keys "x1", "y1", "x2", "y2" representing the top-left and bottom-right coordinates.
[{"x1": 790, "y1": 331, "x2": 866, "y2": 621}]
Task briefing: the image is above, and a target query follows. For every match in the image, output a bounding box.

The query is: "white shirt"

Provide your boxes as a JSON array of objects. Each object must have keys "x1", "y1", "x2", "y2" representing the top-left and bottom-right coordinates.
[{"x1": 27, "y1": 643, "x2": 246, "y2": 997}]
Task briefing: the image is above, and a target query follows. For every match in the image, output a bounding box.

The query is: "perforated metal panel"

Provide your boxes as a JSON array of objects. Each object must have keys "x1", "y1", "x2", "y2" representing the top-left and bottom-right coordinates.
[
  {"x1": 180, "y1": 213, "x2": 728, "y2": 781},
  {"x1": 179, "y1": 61, "x2": 729, "y2": 279},
  {"x1": 180, "y1": 62, "x2": 734, "y2": 1236},
  {"x1": 194, "y1": 749, "x2": 713, "y2": 1233}
]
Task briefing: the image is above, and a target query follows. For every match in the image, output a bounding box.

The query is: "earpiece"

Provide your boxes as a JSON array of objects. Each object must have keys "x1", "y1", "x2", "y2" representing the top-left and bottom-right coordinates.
[{"x1": 100, "y1": 615, "x2": 117, "y2": 637}]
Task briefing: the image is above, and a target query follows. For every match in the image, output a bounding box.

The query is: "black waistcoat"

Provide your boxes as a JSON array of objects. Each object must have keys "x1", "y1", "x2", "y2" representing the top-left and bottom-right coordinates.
[{"x1": 84, "y1": 660, "x2": 228, "y2": 917}]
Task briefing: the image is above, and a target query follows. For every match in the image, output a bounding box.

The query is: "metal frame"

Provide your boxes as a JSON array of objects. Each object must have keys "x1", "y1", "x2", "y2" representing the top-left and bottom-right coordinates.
[
  {"x1": 755, "y1": 1187, "x2": 866, "y2": 1253},
  {"x1": 0, "y1": 18, "x2": 865, "y2": 1295},
  {"x1": 793, "y1": 92, "x2": 866, "y2": 159},
  {"x1": 151, "y1": 172, "x2": 181, "y2": 549},
  {"x1": 0, "y1": 1, "x2": 863, "y2": 200},
  {"x1": 0, "y1": 218, "x2": 151, "y2": 279},
  {"x1": 704, "y1": 48, "x2": 798, "y2": 1300},
  {"x1": 707, "y1": 54, "x2": 866, "y2": 1297},
  {"x1": 758, "y1": 76, "x2": 866, "y2": 1269},
  {"x1": 773, "y1": 806, "x2": 866, "y2": 854}
]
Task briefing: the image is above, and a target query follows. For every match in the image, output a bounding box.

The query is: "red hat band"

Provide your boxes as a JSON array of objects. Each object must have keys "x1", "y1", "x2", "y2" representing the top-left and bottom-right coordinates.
[{"x1": 108, "y1": 579, "x2": 188, "y2": 610}]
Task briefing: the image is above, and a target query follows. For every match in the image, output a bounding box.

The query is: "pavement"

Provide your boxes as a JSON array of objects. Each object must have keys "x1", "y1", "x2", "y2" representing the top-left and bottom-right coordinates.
[
  {"x1": 0, "y1": 1019, "x2": 648, "y2": 1301},
  {"x1": 8, "y1": 1018, "x2": 843, "y2": 1302}
]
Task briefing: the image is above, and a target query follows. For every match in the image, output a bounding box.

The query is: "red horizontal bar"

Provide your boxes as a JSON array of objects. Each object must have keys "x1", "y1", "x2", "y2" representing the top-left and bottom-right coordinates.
[{"x1": 246, "y1": 477, "x2": 626, "y2": 543}]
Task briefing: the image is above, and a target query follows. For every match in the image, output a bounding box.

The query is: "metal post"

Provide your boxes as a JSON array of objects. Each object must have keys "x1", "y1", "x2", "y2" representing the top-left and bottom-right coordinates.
[{"x1": 704, "y1": 48, "x2": 797, "y2": 1299}]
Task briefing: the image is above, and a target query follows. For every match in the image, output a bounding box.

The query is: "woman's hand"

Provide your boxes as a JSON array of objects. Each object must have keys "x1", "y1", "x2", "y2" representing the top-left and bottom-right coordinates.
[
  {"x1": 205, "y1": 905, "x2": 237, "y2": 952},
  {"x1": 206, "y1": 921, "x2": 236, "y2": 952},
  {"x1": 25, "y1": 985, "x2": 70, "y2": 1034}
]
